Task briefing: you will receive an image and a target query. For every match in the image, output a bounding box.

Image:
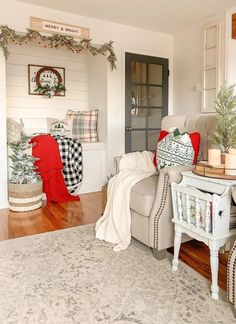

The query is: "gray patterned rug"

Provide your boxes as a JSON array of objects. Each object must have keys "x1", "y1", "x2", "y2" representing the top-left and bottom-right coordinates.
[{"x1": 0, "y1": 224, "x2": 235, "y2": 324}]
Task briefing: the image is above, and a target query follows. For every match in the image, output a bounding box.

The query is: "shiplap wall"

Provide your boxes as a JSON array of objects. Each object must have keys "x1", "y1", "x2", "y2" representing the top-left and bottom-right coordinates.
[
  {"x1": 6, "y1": 43, "x2": 89, "y2": 120},
  {"x1": 5, "y1": 43, "x2": 106, "y2": 194}
]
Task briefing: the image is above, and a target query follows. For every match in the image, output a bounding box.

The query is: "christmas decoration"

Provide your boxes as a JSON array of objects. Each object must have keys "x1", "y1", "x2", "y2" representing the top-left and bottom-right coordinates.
[
  {"x1": 211, "y1": 84, "x2": 236, "y2": 153},
  {"x1": 9, "y1": 120, "x2": 40, "y2": 184},
  {"x1": 34, "y1": 82, "x2": 65, "y2": 98},
  {"x1": 0, "y1": 25, "x2": 117, "y2": 70}
]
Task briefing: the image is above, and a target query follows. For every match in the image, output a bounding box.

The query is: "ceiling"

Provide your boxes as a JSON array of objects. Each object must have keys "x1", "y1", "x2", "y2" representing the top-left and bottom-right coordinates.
[{"x1": 16, "y1": 0, "x2": 236, "y2": 33}]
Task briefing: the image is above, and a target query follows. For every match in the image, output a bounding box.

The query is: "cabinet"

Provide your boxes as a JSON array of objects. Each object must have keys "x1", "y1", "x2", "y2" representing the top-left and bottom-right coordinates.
[{"x1": 171, "y1": 171, "x2": 236, "y2": 300}]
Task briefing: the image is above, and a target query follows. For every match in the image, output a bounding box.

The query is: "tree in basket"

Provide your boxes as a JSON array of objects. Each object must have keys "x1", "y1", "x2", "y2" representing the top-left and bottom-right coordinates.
[
  {"x1": 211, "y1": 84, "x2": 236, "y2": 153},
  {"x1": 8, "y1": 121, "x2": 43, "y2": 212}
]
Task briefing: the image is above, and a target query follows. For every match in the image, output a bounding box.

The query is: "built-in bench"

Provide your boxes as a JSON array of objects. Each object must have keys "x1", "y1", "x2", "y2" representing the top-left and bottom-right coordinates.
[{"x1": 8, "y1": 118, "x2": 106, "y2": 194}]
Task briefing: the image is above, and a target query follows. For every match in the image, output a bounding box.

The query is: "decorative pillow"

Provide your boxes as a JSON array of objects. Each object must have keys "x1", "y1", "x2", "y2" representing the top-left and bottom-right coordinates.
[
  {"x1": 153, "y1": 128, "x2": 179, "y2": 166},
  {"x1": 47, "y1": 118, "x2": 73, "y2": 137},
  {"x1": 66, "y1": 109, "x2": 80, "y2": 119},
  {"x1": 71, "y1": 110, "x2": 98, "y2": 142},
  {"x1": 7, "y1": 118, "x2": 21, "y2": 144},
  {"x1": 156, "y1": 129, "x2": 200, "y2": 171}
]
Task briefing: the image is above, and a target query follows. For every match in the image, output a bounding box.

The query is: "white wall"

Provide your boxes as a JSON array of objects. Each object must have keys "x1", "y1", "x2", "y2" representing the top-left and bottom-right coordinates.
[
  {"x1": 87, "y1": 53, "x2": 107, "y2": 144},
  {"x1": 173, "y1": 14, "x2": 226, "y2": 115},
  {"x1": 226, "y1": 8, "x2": 236, "y2": 84},
  {"x1": 0, "y1": 53, "x2": 8, "y2": 209},
  {"x1": 173, "y1": 24, "x2": 203, "y2": 115},
  {"x1": 0, "y1": 0, "x2": 173, "y2": 208},
  {"x1": 6, "y1": 43, "x2": 89, "y2": 120}
]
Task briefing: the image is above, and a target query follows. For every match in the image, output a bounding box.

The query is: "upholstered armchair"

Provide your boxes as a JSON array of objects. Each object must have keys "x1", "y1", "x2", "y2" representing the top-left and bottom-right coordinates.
[
  {"x1": 227, "y1": 240, "x2": 236, "y2": 317},
  {"x1": 114, "y1": 114, "x2": 216, "y2": 259}
]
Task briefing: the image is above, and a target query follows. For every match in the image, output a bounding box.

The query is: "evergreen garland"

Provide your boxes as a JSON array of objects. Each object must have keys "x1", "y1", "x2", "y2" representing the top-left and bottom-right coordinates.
[
  {"x1": 0, "y1": 25, "x2": 117, "y2": 70},
  {"x1": 211, "y1": 84, "x2": 236, "y2": 153},
  {"x1": 9, "y1": 121, "x2": 40, "y2": 184}
]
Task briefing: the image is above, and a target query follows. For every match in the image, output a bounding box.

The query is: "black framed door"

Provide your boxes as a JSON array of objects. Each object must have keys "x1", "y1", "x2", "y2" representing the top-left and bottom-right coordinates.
[{"x1": 125, "y1": 52, "x2": 169, "y2": 153}]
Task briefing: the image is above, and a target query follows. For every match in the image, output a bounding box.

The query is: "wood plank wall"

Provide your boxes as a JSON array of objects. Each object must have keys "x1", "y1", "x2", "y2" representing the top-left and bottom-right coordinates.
[{"x1": 6, "y1": 43, "x2": 89, "y2": 120}]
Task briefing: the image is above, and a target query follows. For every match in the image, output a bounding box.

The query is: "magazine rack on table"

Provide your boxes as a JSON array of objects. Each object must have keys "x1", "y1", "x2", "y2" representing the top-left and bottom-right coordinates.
[{"x1": 171, "y1": 171, "x2": 236, "y2": 300}]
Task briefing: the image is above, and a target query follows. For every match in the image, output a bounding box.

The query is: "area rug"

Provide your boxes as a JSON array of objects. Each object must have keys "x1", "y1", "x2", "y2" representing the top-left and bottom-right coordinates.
[{"x1": 0, "y1": 224, "x2": 234, "y2": 324}]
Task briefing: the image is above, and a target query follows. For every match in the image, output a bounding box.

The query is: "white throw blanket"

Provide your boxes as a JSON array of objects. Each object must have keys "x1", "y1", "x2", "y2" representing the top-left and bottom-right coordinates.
[{"x1": 95, "y1": 151, "x2": 156, "y2": 251}]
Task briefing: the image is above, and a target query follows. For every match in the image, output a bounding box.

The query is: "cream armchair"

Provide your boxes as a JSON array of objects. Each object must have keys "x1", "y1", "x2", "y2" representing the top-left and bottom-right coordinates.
[
  {"x1": 114, "y1": 114, "x2": 216, "y2": 259},
  {"x1": 227, "y1": 240, "x2": 236, "y2": 317}
]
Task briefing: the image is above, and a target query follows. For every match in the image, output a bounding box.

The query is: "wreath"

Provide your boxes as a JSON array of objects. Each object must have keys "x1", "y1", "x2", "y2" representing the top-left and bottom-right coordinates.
[{"x1": 34, "y1": 66, "x2": 66, "y2": 98}]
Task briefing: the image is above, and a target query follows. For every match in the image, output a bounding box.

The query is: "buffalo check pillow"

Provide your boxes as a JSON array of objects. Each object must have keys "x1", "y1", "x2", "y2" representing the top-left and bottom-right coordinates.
[{"x1": 66, "y1": 109, "x2": 98, "y2": 142}]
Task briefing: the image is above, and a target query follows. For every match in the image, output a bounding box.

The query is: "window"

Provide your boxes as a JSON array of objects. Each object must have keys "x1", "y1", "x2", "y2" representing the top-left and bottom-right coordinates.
[{"x1": 202, "y1": 21, "x2": 221, "y2": 112}]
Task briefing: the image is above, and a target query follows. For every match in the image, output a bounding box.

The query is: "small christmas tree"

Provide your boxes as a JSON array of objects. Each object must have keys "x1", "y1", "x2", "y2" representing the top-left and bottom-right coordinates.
[
  {"x1": 211, "y1": 84, "x2": 236, "y2": 153},
  {"x1": 9, "y1": 121, "x2": 40, "y2": 184}
]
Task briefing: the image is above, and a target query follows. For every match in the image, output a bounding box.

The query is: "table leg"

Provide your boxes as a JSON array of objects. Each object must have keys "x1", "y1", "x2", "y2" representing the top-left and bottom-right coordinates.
[
  {"x1": 210, "y1": 247, "x2": 220, "y2": 300},
  {"x1": 172, "y1": 225, "x2": 182, "y2": 272}
]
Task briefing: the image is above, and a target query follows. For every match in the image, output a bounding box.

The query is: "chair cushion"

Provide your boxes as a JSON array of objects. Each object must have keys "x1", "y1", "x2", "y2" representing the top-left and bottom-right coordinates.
[{"x1": 130, "y1": 174, "x2": 158, "y2": 217}]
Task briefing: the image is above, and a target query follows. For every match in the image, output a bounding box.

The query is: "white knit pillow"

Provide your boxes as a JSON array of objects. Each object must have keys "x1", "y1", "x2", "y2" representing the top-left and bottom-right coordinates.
[{"x1": 156, "y1": 131, "x2": 194, "y2": 171}]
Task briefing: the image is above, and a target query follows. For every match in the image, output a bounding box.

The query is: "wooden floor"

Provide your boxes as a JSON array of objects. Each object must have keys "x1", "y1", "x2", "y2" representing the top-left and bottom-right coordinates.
[
  {"x1": 0, "y1": 191, "x2": 228, "y2": 291},
  {"x1": 168, "y1": 241, "x2": 229, "y2": 292},
  {"x1": 0, "y1": 192, "x2": 102, "y2": 241}
]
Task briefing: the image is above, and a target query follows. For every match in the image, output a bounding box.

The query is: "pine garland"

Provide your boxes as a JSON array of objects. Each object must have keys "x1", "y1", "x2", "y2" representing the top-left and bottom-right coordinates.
[
  {"x1": 0, "y1": 25, "x2": 117, "y2": 70},
  {"x1": 9, "y1": 121, "x2": 40, "y2": 184},
  {"x1": 211, "y1": 84, "x2": 236, "y2": 153}
]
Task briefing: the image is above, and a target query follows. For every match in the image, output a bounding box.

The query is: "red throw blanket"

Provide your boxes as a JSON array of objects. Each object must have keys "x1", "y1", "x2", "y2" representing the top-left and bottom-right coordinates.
[{"x1": 31, "y1": 134, "x2": 80, "y2": 203}]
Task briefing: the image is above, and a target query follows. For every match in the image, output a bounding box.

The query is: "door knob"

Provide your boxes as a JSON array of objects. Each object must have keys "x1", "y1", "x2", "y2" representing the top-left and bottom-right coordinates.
[{"x1": 126, "y1": 127, "x2": 132, "y2": 131}]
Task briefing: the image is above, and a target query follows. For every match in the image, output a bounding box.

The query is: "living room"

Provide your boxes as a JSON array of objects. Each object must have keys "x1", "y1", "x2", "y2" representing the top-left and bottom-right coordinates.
[{"x1": 0, "y1": 0, "x2": 236, "y2": 323}]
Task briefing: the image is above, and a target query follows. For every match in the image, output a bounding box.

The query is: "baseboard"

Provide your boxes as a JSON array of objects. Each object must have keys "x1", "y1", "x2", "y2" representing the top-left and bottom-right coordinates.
[
  {"x1": 0, "y1": 200, "x2": 9, "y2": 210},
  {"x1": 78, "y1": 181, "x2": 102, "y2": 194},
  {"x1": 0, "y1": 182, "x2": 102, "y2": 208}
]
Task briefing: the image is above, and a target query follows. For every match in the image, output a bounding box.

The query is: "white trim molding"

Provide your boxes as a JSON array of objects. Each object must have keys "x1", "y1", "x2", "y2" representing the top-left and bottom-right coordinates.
[
  {"x1": 202, "y1": 20, "x2": 221, "y2": 113},
  {"x1": 0, "y1": 49, "x2": 8, "y2": 210}
]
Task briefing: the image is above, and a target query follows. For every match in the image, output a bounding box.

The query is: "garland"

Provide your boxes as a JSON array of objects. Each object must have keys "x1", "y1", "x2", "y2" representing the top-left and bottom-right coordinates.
[{"x1": 0, "y1": 25, "x2": 117, "y2": 70}]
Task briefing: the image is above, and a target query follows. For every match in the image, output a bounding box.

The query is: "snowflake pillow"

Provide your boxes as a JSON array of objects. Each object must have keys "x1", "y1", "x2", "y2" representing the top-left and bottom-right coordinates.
[{"x1": 156, "y1": 129, "x2": 200, "y2": 171}]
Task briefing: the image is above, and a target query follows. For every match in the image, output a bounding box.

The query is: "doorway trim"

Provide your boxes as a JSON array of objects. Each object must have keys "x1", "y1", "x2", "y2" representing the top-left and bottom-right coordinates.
[
  {"x1": 121, "y1": 48, "x2": 173, "y2": 155},
  {"x1": 125, "y1": 51, "x2": 169, "y2": 153}
]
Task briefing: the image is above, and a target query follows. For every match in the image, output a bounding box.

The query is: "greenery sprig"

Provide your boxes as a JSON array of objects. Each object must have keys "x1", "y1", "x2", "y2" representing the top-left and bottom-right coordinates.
[
  {"x1": 211, "y1": 84, "x2": 236, "y2": 153},
  {"x1": 34, "y1": 82, "x2": 65, "y2": 98},
  {"x1": 0, "y1": 25, "x2": 117, "y2": 70},
  {"x1": 9, "y1": 120, "x2": 40, "y2": 184}
]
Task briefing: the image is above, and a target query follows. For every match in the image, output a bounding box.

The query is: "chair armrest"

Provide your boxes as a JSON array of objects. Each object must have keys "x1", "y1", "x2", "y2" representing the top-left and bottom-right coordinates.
[
  {"x1": 148, "y1": 164, "x2": 194, "y2": 250},
  {"x1": 160, "y1": 165, "x2": 194, "y2": 184}
]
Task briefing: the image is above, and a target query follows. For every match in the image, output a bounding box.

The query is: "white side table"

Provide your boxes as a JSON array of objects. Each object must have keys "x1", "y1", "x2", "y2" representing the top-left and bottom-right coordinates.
[{"x1": 171, "y1": 171, "x2": 236, "y2": 300}]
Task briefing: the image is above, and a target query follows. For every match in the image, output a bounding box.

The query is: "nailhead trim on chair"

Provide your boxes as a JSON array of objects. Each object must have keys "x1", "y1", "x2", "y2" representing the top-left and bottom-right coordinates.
[
  {"x1": 153, "y1": 173, "x2": 169, "y2": 250},
  {"x1": 227, "y1": 241, "x2": 236, "y2": 306}
]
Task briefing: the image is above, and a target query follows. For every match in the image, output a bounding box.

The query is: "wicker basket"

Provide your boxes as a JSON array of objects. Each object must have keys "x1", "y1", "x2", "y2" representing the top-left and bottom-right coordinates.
[{"x1": 8, "y1": 181, "x2": 43, "y2": 212}]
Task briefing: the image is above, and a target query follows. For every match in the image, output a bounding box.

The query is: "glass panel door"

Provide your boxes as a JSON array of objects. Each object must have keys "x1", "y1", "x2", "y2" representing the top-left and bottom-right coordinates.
[{"x1": 125, "y1": 53, "x2": 169, "y2": 153}]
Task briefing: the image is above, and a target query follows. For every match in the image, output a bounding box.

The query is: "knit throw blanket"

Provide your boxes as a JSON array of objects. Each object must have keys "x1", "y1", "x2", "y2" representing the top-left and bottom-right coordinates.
[{"x1": 96, "y1": 151, "x2": 156, "y2": 252}]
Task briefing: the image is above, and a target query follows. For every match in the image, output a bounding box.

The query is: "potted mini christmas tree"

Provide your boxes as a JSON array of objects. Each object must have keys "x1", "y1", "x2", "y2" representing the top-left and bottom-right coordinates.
[
  {"x1": 211, "y1": 84, "x2": 236, "y2": 153},
  {"x1": 8, "y1": 121, "x2": 43, "y2": 212}
]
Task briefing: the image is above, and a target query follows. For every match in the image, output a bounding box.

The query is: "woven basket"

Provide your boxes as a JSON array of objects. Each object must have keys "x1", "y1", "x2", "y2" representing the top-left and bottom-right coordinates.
[{"x1": 8, "y1": 181, "x2": 43, "y2": 212}]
